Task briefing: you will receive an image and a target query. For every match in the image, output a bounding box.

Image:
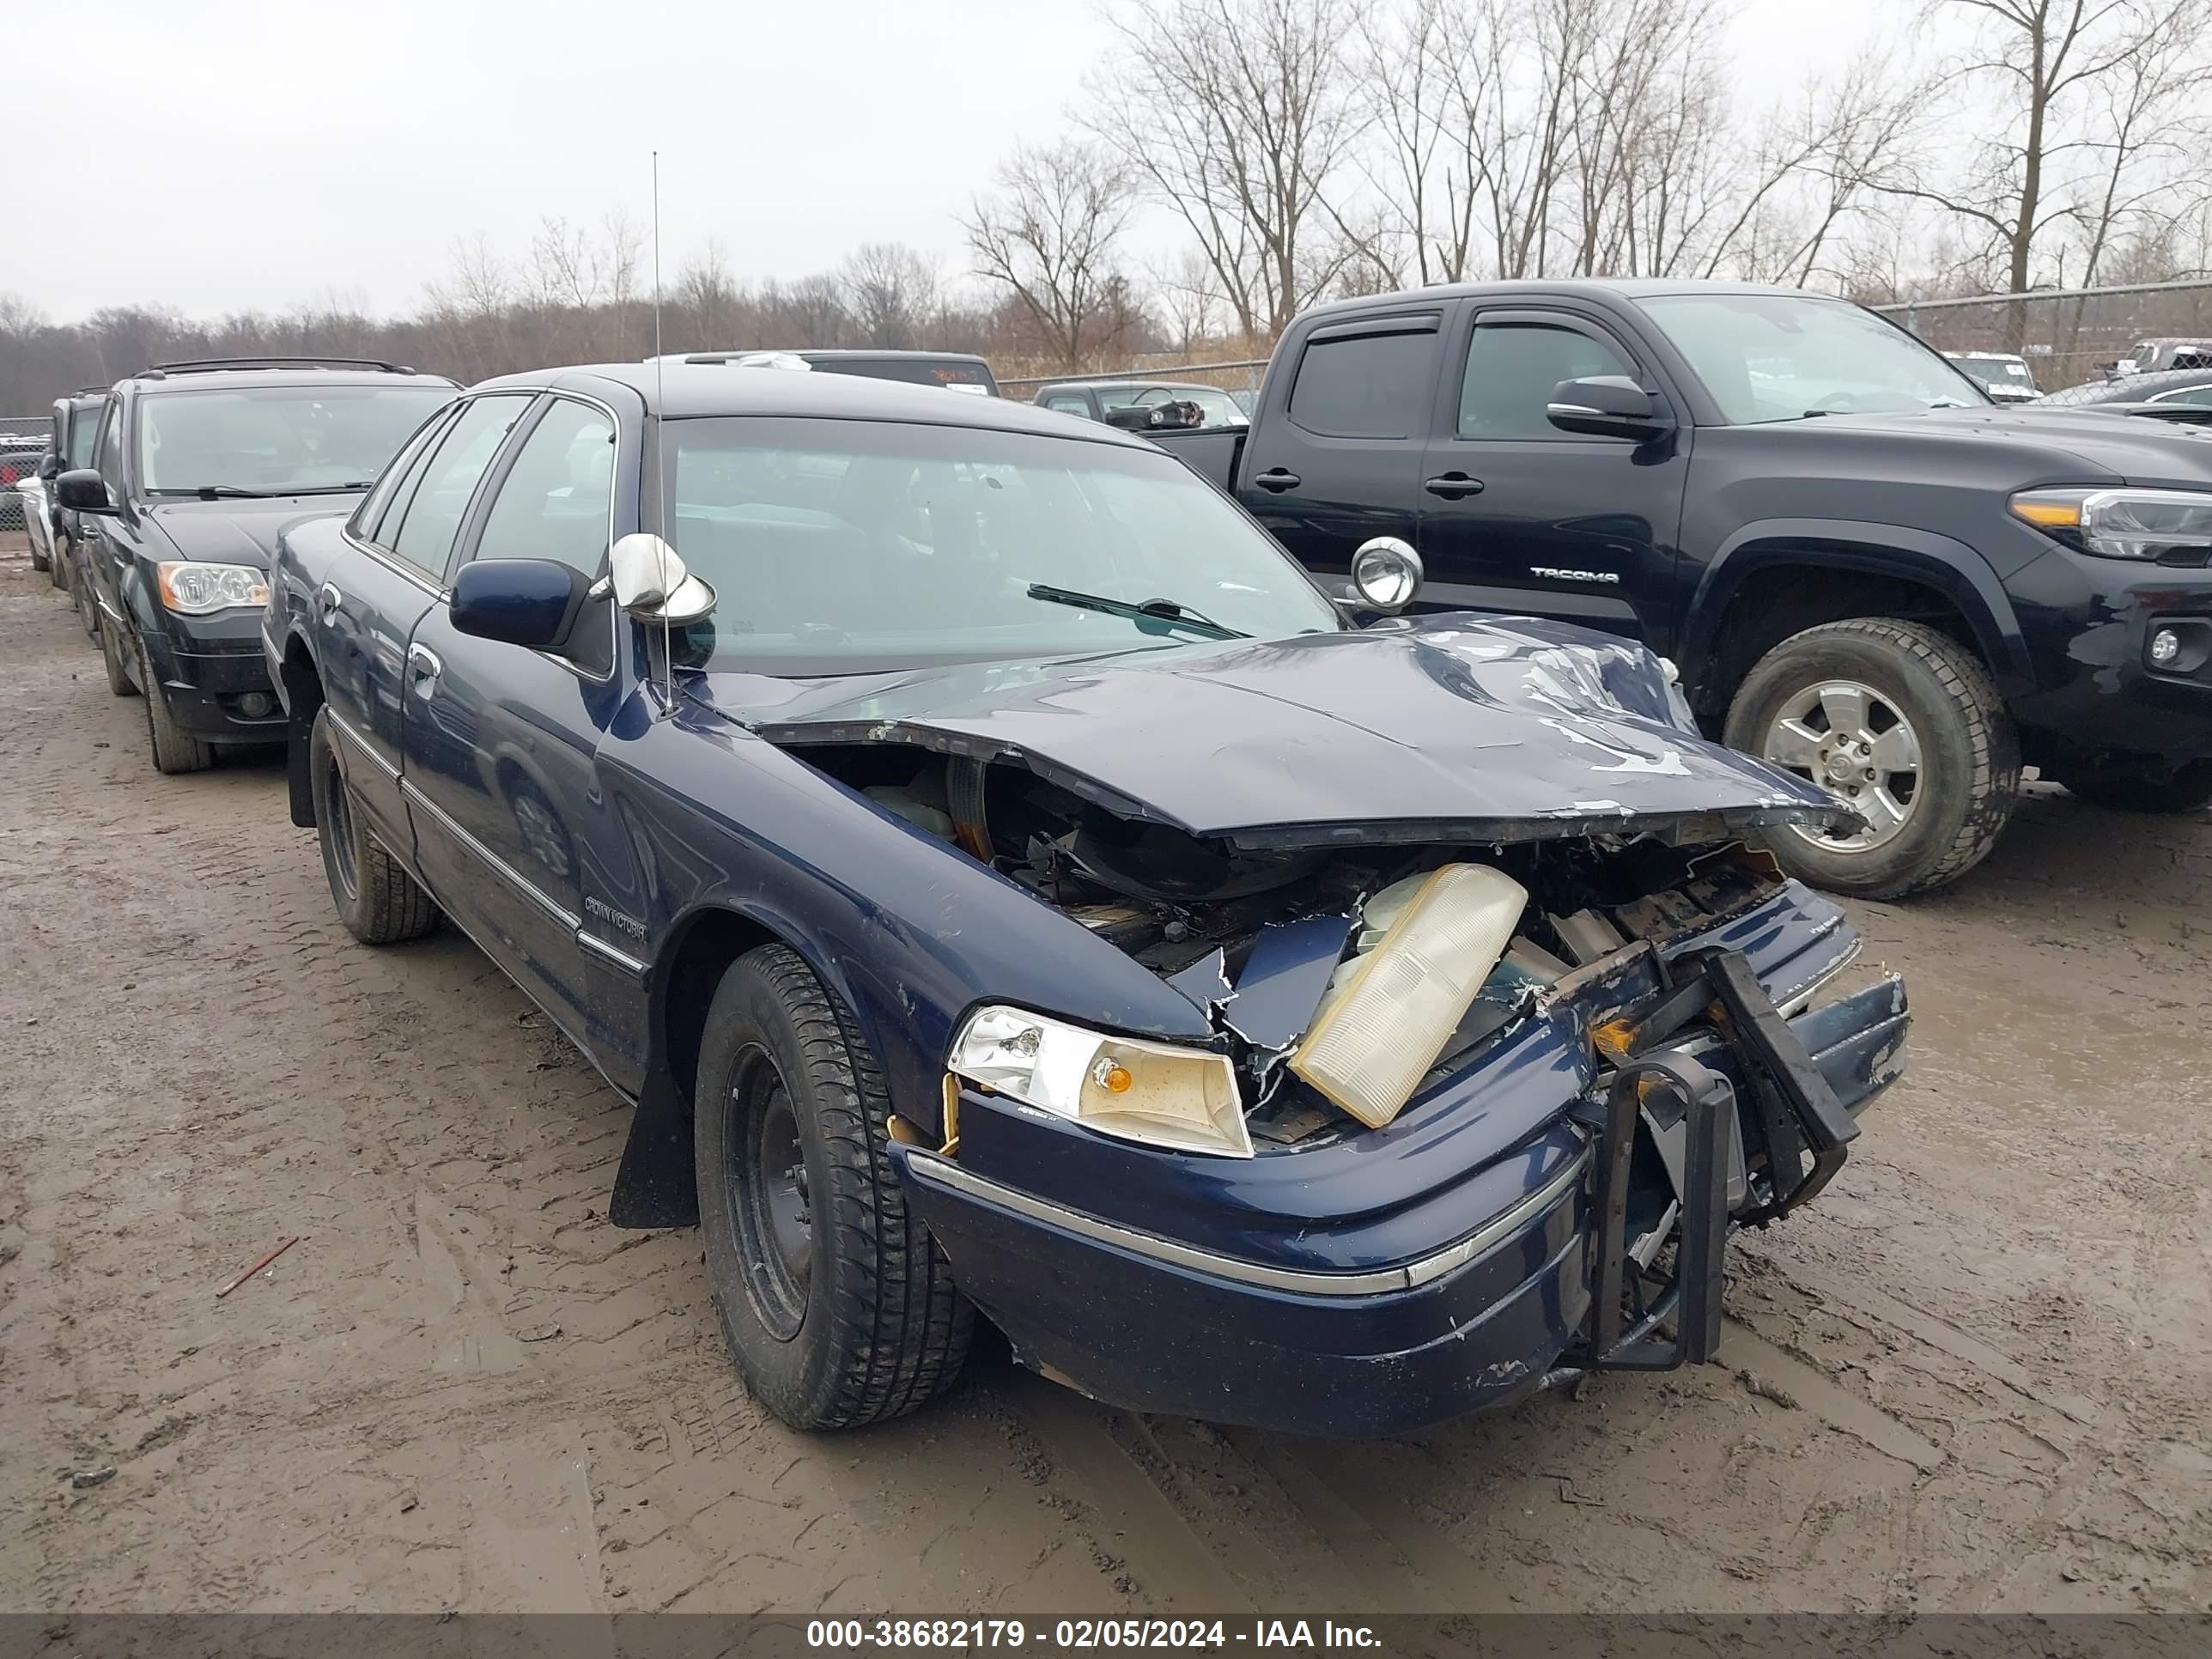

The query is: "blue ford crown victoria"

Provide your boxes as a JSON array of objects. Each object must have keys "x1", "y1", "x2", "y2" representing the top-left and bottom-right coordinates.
[{"x1": 264, "y1": 362, "x2": 1908, "y2": 1435}]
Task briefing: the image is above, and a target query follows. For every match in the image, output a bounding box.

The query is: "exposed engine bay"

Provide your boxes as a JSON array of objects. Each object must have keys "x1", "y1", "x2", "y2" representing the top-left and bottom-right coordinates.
[{"x1": 788, "y1": 742, "x2": 1842, "y2": 1148}]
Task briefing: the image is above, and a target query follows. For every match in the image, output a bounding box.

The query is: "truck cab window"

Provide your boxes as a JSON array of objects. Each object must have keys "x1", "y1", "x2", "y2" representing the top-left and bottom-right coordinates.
[
  {"x1": 1459, "y1": 322, "x2": 1636, "y2": 439},
  {"x1": 1287, "y1": 329, "x2": 1433, "y2": 439}
]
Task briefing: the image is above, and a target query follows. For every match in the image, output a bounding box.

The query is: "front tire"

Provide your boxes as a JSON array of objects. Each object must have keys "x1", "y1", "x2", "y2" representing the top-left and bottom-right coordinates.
[
  {"x1": 70, "y1": 554, "x2": 100, "y2": 639},
  {"x1": 135, "y1": 629, "x2": 213, "y2": 775},
  {"x1": 2052, "y1": 759, "x2": 2212, "y2": 814},
  {"x1": 695, "y1": 944, "x2": 972, "y2": 1430},
  {"x1": 100, "y1": 611, "x2": 137, "y2": 696},
  {"x1": 1725, "y1": 617, "x2": 2018, "y2": 899},
  {"x1": 308, "y1": 706, "x2": 438, "y2": 943}
]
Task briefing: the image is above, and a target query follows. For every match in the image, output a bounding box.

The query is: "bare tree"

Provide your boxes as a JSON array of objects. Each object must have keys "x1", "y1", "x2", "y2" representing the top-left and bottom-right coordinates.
[
  {"x1": 1089, "y1": 0, "x2": 1364, "y2": 338},
  {"x1": 1881, "y1": 0, "x2": 2212, "y2": 304},
  {"x1": 965, "y1": 140, "x2": 1137, "y2": 371},
  {"x1": 839, "y1": 243, "x2": 940, "y2": 349}
]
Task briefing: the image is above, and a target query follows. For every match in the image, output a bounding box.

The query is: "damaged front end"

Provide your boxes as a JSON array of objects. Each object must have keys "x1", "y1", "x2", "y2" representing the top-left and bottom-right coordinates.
[{"x1": 785, "y1": 728, "x2": 1905, "y2": 1431}]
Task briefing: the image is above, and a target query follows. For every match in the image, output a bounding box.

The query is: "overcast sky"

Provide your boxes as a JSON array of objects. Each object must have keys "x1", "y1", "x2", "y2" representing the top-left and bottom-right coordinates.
[{"x1": 8, "y1": 0, "x2": 1903, "y2": 325}]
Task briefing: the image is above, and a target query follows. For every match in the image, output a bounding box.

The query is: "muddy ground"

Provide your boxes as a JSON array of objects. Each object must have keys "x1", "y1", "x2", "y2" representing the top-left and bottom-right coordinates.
[{"x1": 0, "y1": 535, "x2": 2206, "y2": 1617}]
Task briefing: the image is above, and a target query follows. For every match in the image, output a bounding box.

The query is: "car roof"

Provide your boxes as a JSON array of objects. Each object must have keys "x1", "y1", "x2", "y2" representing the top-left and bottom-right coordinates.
[
  {"x1": 2037, "y1": 366, "x2": 2212, "y2": 404},
  {"x1": 1040, "y1": 380, "x2": 1233, "y2": 394},
  {"x1": 665, "y1": 349, "x2": 993, "y2": 366},
  {"x1": 1294, "y1": 276, "x2": 1846, "y2": 324},
  {"x1": 477, "y1": 361, "x2": 1155, "y2": 443}
]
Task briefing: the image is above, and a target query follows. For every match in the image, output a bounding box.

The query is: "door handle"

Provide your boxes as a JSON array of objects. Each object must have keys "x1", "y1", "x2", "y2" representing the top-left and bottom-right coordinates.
[
  {"x1": 318, "y1": 582, "x2": 342, "y2": 623},
  {"x1": 406, "y1": 643, "x2": 442, "y2": 695},
  {"x1": 1253, "y1": 468, "x2": 1302, "y2": 492},
  {"x1": 1424, "y1": 472, "x2": 1485, "y2": 499}
]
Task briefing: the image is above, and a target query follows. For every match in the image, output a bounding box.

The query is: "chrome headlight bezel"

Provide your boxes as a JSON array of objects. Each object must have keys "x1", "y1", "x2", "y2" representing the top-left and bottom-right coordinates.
[
  {"x1": 947, "y1": 1004, "x2": 1253, "y2": 1158},
  {"x1": 156, "y1": 560, "x2": 271, "y2": 615}
]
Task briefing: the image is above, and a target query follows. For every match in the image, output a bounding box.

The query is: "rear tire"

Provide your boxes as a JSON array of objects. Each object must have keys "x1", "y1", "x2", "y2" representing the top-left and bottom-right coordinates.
[
  {"x1": 1725, "y1": 617, "x2": 2018, "y2": 899},
  {"x1": 136, "y1": 629, "x2": 213, "y2": 775},
  {"x1": 100, "y1": 611, "x2": 137, "y2": 696},
  {"x1": 2052, "y1": 759, "x2": 2212, "y2": 814},
  {"x1": 695, "y1": 944, "x2": 972, "y2": 1430},
  {"x1": 71, "y1": 554, "x2": 100, "y2": 638},
  {"x1": 308, "y1": 707, "x2": 437, "y2": 943}
]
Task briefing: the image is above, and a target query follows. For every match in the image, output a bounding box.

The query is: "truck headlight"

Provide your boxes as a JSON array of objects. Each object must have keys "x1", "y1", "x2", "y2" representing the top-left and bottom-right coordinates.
[
  {"x1": 2010, "y1": 488, "x2": 2212, "y2": 562},
  {"x1": 157, "y1": 561, "x2": 270, "y2": 615},
  {"x1": 948, "y1": 1006, "x2": 1252, "y2": 1158}
]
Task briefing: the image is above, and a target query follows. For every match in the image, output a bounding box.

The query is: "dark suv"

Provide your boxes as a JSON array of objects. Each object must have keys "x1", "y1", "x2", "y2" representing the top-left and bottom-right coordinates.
[{"x1": 57, "y1": 358, "x2": 458, "y2": 775}]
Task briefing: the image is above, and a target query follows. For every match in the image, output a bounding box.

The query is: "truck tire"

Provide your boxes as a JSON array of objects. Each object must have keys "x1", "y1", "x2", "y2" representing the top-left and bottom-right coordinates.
[
  {"x1": 308, "y1": 706, "x2": 438, "y2": 943},
  {"x1": 1725, "y1": 617, "x2": 2018, "y2": 900},
  {"x1": 71, "y1": 556, "x2": 100, "y2": 638},
  {"x1": 136, "y1": 629, "x2": 213, "y2": 775},
  {"x1": 2051, "y1": 760, "x2": 2212, "y2": 814},
  {"x1": 695, "y1": 943, "x2": 973, "y2": 1430},
  {"x1": 100, "y1": 612, "x2": 137, "y2": 696}
]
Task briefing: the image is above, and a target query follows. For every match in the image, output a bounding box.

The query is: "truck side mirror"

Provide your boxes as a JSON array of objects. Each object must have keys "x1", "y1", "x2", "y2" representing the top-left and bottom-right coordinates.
[{"x1": 1547, "y1": 376, "x2": 1672, "y2": 441}]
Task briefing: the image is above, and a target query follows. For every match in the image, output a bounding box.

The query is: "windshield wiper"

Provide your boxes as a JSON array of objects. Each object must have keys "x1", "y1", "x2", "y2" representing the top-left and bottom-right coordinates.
[
  {"x1": 149, "y1": 484, "x2": 276, "y2": 500},
  {"x1": 287, "y1": 482, "x2": 379, "y2": 494},
  {"x1": 1025, "y1": 582, "x2": 1246, "y2": 639}
]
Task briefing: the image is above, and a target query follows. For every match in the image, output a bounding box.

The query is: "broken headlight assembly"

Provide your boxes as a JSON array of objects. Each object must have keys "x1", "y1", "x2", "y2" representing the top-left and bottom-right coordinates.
[
  {"x1": 2009, "y1": 487, "x2": 2212, "y2": 562},
  {"x1": 948, "y1": 1005, "x2": 1253, "y2": 1158}
]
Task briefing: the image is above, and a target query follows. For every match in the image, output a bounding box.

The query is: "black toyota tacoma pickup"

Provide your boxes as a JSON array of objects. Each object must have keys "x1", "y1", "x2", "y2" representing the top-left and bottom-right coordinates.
[{"x1": 1155, "y1": 279, "x2": 2212, "y2": 897}]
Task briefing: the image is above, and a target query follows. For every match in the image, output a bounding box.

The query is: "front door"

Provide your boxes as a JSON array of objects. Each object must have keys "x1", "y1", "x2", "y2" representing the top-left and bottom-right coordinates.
[
  {"x1": 1417, "y1": 307, "x2": 1690, "y2": 647},
  {"x1": 399, "y1": 392, "x2": 633, "y2": 1072}
]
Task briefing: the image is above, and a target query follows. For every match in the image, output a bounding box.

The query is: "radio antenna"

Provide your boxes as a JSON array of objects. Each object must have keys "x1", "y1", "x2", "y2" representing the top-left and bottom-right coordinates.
[{"x1": 651, "y1": 149, "x2": 674, "y2": 720}]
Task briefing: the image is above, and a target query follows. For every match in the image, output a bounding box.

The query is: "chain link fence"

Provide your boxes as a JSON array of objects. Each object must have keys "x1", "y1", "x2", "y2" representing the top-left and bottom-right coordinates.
[
  {"x1": 1870, "y1": 278, "x2": 2212, "y2": 397},
  {"x1": 1, "y1": 414, "x2": 48, "y2": 534}
]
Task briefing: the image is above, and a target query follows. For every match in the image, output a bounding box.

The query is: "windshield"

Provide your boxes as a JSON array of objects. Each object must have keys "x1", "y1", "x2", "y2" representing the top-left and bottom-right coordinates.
[
  {"x1": 1104, "y1": 386, "x2": 1248, "y2": 427},
  {"x1": 664, "y1": 416, "x2": 1339, "y2": 676},
  {"x1": 1954, "y1": 355, "x2": 2034, "y2": 386},
  {"x1": 137, "y1": 384, "x2": 455, "y2": 495},
  {"x1": 1637, "y1": 294, "x2": 1989, "y2": 422}
]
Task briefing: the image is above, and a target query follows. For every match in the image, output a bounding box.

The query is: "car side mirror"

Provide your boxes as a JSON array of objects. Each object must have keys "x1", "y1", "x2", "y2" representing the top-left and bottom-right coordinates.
[
  {"x1": 54, "y1": 468, "x2": 117, "y2": 514},
  {"x1": 1547, "y1": 375, "x2": 1671, "y2": 441},
  {"x1": 1347, "y1": 537, "x2": 1424, "y2": 614},
  {"x1": 449, "y1": 558, "x2": 592, "y2": 651},
  {"x1": 604, "y1": 532, "x2": 716, "y2": 623},
  {"x1": 38, "y1": 453, "x2": 60, "y2": 481}
]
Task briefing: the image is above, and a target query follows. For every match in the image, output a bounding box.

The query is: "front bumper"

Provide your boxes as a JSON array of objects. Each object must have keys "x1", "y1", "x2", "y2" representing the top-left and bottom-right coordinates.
[
  {"x1": 2009, "y1": 548, "x2": 2212, "y2": 767},
  {"x1": 896, "y1": 945, "x2": 1906, "y2": 1437},
  {"x1": 144, "y1": 611, "x2": 283, "y2": 742}
]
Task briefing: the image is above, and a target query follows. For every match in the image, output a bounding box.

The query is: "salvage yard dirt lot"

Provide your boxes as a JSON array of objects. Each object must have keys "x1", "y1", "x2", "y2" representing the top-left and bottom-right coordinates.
[{"x1": 1, "y1": 536, "x2": 2207, "y2": 1617}]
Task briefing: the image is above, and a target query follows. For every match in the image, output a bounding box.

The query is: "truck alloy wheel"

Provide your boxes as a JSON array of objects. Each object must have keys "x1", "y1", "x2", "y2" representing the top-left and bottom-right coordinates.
[
  {"x1": 1759, "y1": 680, "x2": 1923, "y2": 852},
  {"x1": 1724, "y1": 618, "x2": 2018, "y2": 899}
]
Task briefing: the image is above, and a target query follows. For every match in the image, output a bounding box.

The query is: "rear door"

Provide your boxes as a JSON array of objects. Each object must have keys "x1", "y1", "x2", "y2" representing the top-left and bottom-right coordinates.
[
  {"x1": 400, "y1": 391, "x2": 638, "y2": 1072},
  {"x1": 316, "y1": 393, "x2": 533, "y2": 849},
  {"x1": 1235, "y1": 309, "x2": 1441, "y2": 591},
  {"x1": 1416, "y1": 304, "x2": 1689, "y2": 646}
]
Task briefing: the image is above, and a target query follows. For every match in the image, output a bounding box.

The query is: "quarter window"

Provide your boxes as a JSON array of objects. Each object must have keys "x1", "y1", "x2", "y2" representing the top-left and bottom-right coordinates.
[
  {"x1": 1287, "y1": 326, "x2": 1435, "y2": 439},
  {"x1": 385, "y1": 395, "x2": 532, "y2": 580},
  {"x1": 473, "y1": 399, "x2": 617, "y2": 576},
  {"x1": 356, "y1": 404, "x2": 459, "y2": 545},
  {"x1": 1458, "y1": 321, "x2": 1638, "y2": 439}
]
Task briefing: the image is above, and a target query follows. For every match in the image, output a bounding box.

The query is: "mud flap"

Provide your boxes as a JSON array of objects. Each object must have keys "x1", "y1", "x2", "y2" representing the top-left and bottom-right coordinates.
[{"x1": 607, "y1": 1072, "x2": 699, "y2": 1229}]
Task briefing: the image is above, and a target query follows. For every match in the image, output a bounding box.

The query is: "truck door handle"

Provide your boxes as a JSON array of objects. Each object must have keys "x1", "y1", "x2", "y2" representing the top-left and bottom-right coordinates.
[
  {"x1": 406, "y1": 643, "x2": 442, "y2": 695},
  {"x1": 318, "y1": 582, "x2": 343, "y2": 623},
  {"x1": 1253, "y1": 468, "x2": 1302, "y2": 492},
  {"x1": 1425, "y1": 472, "x2": 1485, "y2": 498}
]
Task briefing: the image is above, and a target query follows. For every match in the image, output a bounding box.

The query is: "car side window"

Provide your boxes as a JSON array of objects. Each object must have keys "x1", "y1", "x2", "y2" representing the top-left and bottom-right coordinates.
[
  {"x1": 1458, "y1": 320, "x2": 1638, "y2": 439},
  {"x1": 471, "y1": 398, "x2": 617, "y2": 577},
  {"x1": 1046, "y1": 395, "x2": 1090, "y2": 416},
  {"x1": 1287, "y1": 324, "x2": 1437, "y2": 439},
  {"x1": 2158, "y1": 385, "x2": 2212, "y2": 407},
  {"x1": 356, "y1": 405, "x2": 459, "y2": 545},
  {"x1": 70, "y1": 408, "x2": 101, "y2": 471},
  {"x1": 384, "y1": 395, "x2": 532, "y2": 581}
]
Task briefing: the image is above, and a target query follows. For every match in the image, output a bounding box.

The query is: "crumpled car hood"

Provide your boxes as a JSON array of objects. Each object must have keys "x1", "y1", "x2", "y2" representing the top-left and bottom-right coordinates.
[
  {"x1": 693, "y1": 616, "x2": 1850, "y2": 849},
  {"x1": 146, "y1": 495, "x2": 362, "y2": 568}
]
